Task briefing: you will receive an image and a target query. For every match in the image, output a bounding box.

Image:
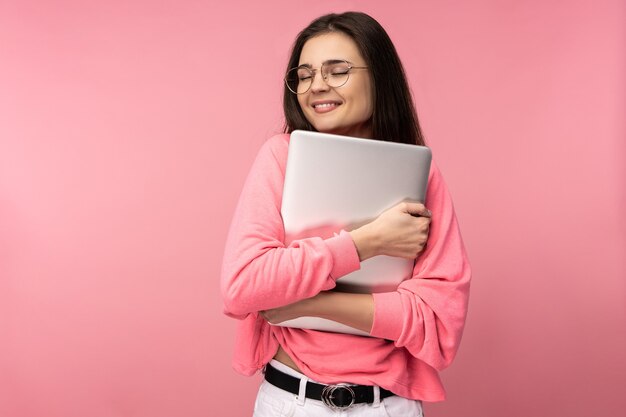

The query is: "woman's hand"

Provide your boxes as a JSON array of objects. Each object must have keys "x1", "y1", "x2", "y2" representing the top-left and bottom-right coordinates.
[{"x1": 350, "y1": 201, "x2": 431, "y2": 261}]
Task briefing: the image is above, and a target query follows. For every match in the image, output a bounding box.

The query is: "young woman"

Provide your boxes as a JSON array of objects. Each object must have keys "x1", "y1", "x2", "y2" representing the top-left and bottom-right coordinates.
[{"x1": 221, "y1": 12, "x2": 471, "y2": 416}]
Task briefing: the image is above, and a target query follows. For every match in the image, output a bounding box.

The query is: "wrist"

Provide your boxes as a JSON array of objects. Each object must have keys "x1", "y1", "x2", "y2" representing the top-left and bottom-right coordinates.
[{"x1": 349, "y1": 224, "x2": 379, "y2": 261}]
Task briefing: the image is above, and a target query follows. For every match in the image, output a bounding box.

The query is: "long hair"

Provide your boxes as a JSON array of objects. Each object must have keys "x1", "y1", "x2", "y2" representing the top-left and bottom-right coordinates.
[{"x1": 283, "y1": 12, "x2": 426, "y2": 146}]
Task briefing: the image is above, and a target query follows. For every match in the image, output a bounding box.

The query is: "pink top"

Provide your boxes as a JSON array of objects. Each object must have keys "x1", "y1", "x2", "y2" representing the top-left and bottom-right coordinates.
[{"x1": 220, "y1": 133, "x2": 471, "y2": 402}]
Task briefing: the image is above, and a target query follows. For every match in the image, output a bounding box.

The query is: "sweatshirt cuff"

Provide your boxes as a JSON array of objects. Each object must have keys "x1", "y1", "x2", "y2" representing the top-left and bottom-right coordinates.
[
  {"x1": 325, "y1": 229, "x2": 361, "y2": 280},
  {"x1": 370, "y1": 292, "x2": 404, "y2": 341}
]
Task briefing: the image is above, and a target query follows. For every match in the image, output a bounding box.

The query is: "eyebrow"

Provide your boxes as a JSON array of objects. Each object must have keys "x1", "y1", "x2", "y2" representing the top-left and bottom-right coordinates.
[{"x1": 299, "y1": 59, "x2": 350, "y2": 68}]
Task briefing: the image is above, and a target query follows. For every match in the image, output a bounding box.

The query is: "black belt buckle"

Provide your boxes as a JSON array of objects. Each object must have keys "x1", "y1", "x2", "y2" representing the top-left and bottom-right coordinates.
[{"x1": 321, "y1": 384, "x2": 356, "y2": 410}]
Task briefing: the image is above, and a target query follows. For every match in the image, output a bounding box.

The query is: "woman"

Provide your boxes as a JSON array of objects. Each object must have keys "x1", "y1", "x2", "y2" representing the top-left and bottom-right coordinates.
[{"x1": 221, "y1": 12, "x2": 471, "y2": 416}]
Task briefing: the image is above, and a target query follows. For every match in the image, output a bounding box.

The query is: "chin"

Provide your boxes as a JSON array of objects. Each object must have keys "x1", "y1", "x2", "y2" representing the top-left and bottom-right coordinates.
[
  {"x1": 312, "y1": 122, "x2": 350, "y2": 135},
  {"x1": 308, "y1": 115, "x2": 371, "y2": 137},
  {"x1": 317, "y1": 128, "x2": 347, "y2": 137},
  {"x1": 317, "y1": 124, "x2": 370, "y2": 138}
]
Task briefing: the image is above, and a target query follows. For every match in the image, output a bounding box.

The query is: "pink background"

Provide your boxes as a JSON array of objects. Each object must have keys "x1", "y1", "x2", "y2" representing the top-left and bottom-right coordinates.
[{"x1": 1, "y1": 1, "x2": 624, "y2": 416}]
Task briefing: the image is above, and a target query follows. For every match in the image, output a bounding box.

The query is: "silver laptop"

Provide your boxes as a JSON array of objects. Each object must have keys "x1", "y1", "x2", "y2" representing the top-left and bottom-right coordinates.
[{"x1": 274, "y1": 130, "x2": 431, "y2": 336}]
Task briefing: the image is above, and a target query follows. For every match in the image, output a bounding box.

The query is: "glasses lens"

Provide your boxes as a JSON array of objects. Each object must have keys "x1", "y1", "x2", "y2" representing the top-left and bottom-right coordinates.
[
  {"x1": 285, "y1": 67, "x2": 313, "y2": 94},
  {"x1": 323, "y1": 62, "x2": 351, "y2": 88}
]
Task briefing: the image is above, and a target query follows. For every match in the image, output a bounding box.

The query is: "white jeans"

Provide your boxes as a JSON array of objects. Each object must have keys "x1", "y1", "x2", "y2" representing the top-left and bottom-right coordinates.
[{"x1": 253, "y1": 360, "x2": 424, "y2": 417}]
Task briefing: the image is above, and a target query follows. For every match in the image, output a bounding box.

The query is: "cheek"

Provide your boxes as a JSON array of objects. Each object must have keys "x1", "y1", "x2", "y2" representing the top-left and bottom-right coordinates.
[
  {"x1": 297, "y1": 96, "x2": 308, "y2": 113},
  {"x1": 355, "y1": 81, "x2": 374, "y2": 117},
  {"x1": 366, "y1": 85, "x2": 375, "y2": 115},
  {"x1": 357, "y1": 92, "x2": 374, "y2": 119}
]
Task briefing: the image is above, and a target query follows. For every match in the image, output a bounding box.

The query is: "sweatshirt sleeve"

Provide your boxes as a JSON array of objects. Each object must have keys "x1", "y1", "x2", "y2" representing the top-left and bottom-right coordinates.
[
  {"x1": 369, "y1": 161, "x2": 471, "y2": 371},
  {"x1": 220, "y1": 135, "x2": 362, "y2": 319}
]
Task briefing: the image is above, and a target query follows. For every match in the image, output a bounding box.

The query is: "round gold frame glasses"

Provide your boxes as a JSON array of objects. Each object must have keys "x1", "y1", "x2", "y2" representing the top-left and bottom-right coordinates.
[{"x1": 284, "y1": 60, "x2": 368, "y2": 95}]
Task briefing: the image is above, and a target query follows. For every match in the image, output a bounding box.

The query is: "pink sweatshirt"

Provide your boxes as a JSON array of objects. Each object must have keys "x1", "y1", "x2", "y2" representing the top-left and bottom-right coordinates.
[{"x1": 220, "y1": 133, "x2": 471, "y2": 402}]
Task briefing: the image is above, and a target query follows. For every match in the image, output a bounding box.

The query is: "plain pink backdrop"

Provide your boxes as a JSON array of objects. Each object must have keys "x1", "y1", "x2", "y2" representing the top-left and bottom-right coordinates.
[{"x1": 1, "y1": 1, "x2": 624, "y2": 416}]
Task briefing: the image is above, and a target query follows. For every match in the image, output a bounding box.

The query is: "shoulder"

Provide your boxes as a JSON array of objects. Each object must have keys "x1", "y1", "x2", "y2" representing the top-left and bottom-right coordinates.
[
  {"x1": 249, "y1": 133, "x2": 291, "y2": 176},
  {"x1": 428, "y1": 157, "x2": 444, "y2": 186},
  {"x1": 261, "y1": 133, "x2": 291, "y2": 158},
  {"x1": 425, "y1": 157, "x2": 456, "y2": 207}
]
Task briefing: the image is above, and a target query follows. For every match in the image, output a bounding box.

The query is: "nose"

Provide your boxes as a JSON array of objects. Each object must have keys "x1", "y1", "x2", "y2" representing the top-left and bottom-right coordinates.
[{"x1": 309, "y1": 70, "x2": 329, "y2": 93}]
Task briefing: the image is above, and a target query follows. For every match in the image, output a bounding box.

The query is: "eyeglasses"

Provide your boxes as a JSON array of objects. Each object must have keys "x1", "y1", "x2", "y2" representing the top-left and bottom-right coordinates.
[{"x1": 284, "y1": 60, "x2": 368, "y2": 94}]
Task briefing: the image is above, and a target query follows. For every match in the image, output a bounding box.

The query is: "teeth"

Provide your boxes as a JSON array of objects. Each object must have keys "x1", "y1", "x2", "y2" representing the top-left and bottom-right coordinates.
[{"x1": 314, "y1": 103, "x2": 338, "y2": 108}]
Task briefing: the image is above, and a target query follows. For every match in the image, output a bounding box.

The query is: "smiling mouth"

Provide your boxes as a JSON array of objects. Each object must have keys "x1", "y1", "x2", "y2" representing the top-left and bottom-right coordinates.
[{"x1": 312, "y1": 102, "x2": 341, "y2": 113}]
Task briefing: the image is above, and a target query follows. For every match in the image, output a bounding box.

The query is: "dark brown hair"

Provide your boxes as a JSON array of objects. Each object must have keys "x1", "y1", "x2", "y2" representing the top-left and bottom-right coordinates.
[{"x1": 283, "y1": 12, "x2": 426, "y2": 146}]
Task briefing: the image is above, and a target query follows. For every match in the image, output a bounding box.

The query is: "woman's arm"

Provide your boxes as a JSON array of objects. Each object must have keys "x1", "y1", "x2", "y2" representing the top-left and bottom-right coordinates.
[
  {"x1": 221, "y1": 135, "x2": 431, "y2": 321},
  {"x1": 259, "y1": 204, "x2": 432, "y2": 332},
  {"x1": 220, "y1": 135, "x2": 362, "y2": 319},
  {"x1": 261, "y1": 291, "x2": 375, "y2": 333},
  {"x1": 262, "y1": 162, "x2": 471, "y2": 371},
  {"x1": 367, "y1": 162, "x2": 471, "y2": 370}
]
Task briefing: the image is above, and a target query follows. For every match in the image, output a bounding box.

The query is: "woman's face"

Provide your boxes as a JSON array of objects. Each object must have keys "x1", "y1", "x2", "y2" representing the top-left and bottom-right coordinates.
[{"x1": 297, "y1": 32, "x2": 374, "y2": 138}]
